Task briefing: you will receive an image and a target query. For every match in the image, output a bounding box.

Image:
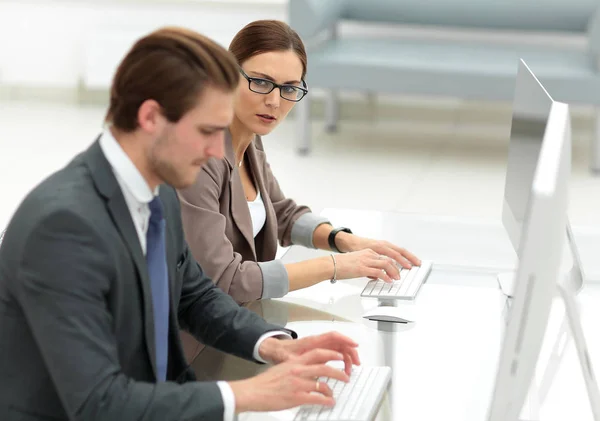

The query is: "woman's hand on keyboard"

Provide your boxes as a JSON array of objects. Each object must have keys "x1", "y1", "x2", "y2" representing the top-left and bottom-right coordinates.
[
  {"x1": 258, "y1": 331, "x2": 360, "y2": 375},
  {"x1": 335, "y1": 249, "x2": 401, "y2": 282},
  {"x1": 336, "y1": 235, "x2": 421, "y2": 269},
  {"x1": 228, "y1": 349, "x2": 350, "y2": 412}
]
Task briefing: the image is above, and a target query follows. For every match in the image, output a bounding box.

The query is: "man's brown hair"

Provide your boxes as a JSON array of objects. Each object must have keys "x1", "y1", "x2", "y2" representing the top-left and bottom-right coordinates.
[{"x1": 105, "y1": 27, "x2": 240, "y2": 132}]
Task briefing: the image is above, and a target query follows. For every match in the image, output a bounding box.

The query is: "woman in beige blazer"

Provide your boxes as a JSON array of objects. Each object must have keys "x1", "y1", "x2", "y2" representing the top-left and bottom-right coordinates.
[{"x1": 178, "y1": 20, "x2": 421, "y2": 305}]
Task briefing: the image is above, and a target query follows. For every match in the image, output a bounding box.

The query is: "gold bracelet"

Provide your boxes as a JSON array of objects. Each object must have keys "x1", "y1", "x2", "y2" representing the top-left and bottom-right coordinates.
[{"x1": 330, "y1": 254, "x2": 337, "y2": 284}]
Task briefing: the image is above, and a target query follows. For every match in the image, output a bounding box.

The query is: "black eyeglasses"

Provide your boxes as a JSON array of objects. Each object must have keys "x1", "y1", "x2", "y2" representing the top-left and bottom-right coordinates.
[{"x1": 239, "y1": 68, "x2": 308, "y2": 102}]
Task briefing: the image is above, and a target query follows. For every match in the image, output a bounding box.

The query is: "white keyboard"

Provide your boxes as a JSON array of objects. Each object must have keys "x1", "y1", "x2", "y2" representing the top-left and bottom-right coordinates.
[
  {"x1": 360, "y1": 260, "x2": 433, "y2": 300},
  {"x1": 293, "y1": 366, "x2": 391, "y2": 421}
]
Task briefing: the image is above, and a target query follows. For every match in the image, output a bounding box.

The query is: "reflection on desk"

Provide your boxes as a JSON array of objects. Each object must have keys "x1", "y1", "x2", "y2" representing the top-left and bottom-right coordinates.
[{"x1": 189, "y1": 300, "x2": 352, "y2": 382}]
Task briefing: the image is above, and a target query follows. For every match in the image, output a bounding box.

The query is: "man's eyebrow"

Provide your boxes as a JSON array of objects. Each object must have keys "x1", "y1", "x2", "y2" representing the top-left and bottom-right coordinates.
[{"x1": 248, "y1": 71, "x2": 301, "y2": 85}]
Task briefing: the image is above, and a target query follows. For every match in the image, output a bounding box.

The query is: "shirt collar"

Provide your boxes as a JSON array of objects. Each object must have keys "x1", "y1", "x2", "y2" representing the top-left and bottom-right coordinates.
[{"x1": 98, "y1": 126, "x2": 159, "y2": 204}]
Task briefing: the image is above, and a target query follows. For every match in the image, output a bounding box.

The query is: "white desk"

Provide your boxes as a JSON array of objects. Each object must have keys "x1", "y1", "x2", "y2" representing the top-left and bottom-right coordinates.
[
  {"x1": 190, "y1": 209, "x2": 600, "y2": 421},
  {"x1": 312, "y1": 208, "x2": 600, "y2": 282}
]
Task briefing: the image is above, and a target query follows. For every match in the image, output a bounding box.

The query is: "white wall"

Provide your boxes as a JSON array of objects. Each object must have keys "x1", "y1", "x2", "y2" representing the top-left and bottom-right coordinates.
[{"x1": 0, "y1": 0, "x2": 287, "y2": 89}]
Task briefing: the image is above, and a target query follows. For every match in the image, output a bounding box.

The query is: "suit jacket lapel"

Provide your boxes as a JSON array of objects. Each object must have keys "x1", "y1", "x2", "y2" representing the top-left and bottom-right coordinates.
[
  {"x1": 224, "y1": 130, "x2": 257, "y2": 259},
  {"x1": 161, "y1": 190, "x2": 178, "y2": 312},
  {"x1": 161, "y1": 192, "x2": 181, "y2": 379},
  {"x1": 83, "y1": 139, "x2": 158, "y2": 379},
  {"x1": 246, "y1": 139, "x2": 278, "y2": 261}
]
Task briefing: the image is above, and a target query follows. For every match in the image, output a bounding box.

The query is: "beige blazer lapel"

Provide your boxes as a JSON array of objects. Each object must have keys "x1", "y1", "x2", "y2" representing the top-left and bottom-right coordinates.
[
  {"x1": 246, "y1": 139, "x2": 279, "y2": 261},
  {"x1": 224, "y1": 131, "x2": 257, "y2": 259}
]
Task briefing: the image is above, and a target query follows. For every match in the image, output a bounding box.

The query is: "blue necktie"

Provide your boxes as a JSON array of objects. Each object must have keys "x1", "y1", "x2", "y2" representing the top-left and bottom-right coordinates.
[{"x1": 146, "y1": 197, "x2": 169, "y2": 382}]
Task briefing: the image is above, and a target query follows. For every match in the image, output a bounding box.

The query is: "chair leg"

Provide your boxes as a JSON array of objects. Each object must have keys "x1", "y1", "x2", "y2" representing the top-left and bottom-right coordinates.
[
  {"x1": 593, "y1": 108, "x2": 600, "y2": 174},
  {"x1": 325, "y1": 90, "x2": 339, "y2": 132},
  {"x1": 296, "y1": 96, "x2": 311, "y2": 155}
]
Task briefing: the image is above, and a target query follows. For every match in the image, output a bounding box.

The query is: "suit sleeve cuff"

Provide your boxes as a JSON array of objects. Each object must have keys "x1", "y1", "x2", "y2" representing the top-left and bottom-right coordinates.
[
  {"x1": 253, "y1": 331, "x2": 293, "y2": 363},
  {"x1": 291, "y1": 213, "x2": 331, "y2": 248},
  {"x1": 257, "y1": 260, "x2": 289, "y2": 299},
  {"x1": 217, "y1": 381, "x2": 236, "y2": 421}
]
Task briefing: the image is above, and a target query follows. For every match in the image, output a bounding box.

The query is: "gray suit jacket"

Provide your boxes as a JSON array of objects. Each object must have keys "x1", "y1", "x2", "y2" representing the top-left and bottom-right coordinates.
[{"x1": 0, "y1": 139, "x2": 295, "y2": 420}]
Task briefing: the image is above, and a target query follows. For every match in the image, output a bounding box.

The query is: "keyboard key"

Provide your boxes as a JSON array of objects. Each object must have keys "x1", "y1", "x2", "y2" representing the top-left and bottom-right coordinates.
[
  {"x1": 361, "y1": 260, "x2": 433, "y2": 300},
  {"x1": 294, "y1": 366, "x2": 391, "y2": 421}
]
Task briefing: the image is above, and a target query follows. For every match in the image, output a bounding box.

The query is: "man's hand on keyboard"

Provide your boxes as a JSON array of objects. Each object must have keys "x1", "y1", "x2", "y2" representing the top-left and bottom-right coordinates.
[
  {"x1": 228, "y1": 349, "x2": 350, "y2": 413},
  {"x1": 335, "y1": 234, "x2": 421, "y2": 269},
  {"x1": 258, "y1": 331, "x2": 361, "y2": 375}
]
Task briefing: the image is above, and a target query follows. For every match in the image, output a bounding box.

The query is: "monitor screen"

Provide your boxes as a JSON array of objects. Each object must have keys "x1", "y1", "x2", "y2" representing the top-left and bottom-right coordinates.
[
  {"x1": 502, "y1": 59, "x2": 584, "y2": 293},
  {"x1": 488, "y1": 102, "x2": 571, "y2": 421},
  {"x1": 502, "y1": 60, "x2": 554, "y2": 253}
]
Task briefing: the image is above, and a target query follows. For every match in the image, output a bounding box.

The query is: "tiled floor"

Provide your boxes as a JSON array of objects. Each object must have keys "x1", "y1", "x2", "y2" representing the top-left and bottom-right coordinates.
[{"x1": 1, "y1": 98, "x2": 599, "y2": 232}]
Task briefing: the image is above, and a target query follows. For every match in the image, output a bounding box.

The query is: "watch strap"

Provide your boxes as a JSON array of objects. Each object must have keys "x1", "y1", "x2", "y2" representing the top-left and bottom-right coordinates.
[{"x1": 328, "y1": 227, "x2": 352, "y2": 253}]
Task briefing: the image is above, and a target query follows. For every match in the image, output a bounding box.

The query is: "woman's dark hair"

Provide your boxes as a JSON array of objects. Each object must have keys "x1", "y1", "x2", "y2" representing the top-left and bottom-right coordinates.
[{"x1": 229, "y1": 20, "x2": 307, "y2": 79}]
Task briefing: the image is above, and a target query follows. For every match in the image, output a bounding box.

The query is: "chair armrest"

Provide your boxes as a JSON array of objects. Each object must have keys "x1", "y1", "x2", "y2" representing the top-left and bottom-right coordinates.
[
  {"x1": 288, "y1": 0, "x2": 345, "y2": 39},
  {"x1": 588, "y1": 5, "x2": 600, "y2": 69}
]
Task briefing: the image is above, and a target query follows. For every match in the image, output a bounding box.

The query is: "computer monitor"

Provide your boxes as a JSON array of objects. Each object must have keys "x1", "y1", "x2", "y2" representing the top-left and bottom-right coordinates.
[
  {"x1": 500, "y1": 59, "x2": 584, "y2": 296},
  {"x1": 487, "y1": 101, "x2": 571, "y2": 421}
]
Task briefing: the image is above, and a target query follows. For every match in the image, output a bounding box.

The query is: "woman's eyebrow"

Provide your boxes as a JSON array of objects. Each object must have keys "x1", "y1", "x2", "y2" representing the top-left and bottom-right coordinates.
[{"x1": 248, "y1": 70, "x2": 301, "y2": 85}]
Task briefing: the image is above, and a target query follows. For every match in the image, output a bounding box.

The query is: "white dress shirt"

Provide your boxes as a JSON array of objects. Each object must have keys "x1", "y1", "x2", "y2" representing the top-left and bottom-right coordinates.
[{"x1": 99, "y1": 128, "x2": 290, "y2": 421}]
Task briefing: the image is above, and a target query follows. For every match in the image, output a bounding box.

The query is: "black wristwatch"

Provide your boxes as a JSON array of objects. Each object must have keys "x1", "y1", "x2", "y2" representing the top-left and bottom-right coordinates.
[{"x1": 328, "y1": 227, "x2": 353, "y2": 253}]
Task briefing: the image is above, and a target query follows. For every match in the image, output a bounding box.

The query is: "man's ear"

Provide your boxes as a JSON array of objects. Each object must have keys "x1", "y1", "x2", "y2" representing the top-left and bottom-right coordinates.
[{"x1": 137, "y1": 99, "x2": 166, "y2": 134}]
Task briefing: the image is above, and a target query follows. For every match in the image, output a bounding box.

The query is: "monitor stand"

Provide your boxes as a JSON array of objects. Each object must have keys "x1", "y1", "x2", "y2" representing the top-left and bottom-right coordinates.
[
  {"x1": 517, "y1": 283, "x2": 600, "y2": 421},
  {"x1": 499, "y1": 224, "x2": 584, "y2": 300},
  {"x1": 555, "y1": 283, "x2": 600, "y2": 421},
  {"x1": 497, "y1": 271, "x2": 516, "y2": 297}
]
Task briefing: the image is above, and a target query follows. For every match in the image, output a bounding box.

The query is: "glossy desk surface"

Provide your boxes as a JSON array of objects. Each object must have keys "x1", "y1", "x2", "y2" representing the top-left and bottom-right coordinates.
[
  {"x1": 310, "y1": 208, "x2": 600, "y2": 282},
  {"x1": 190, "y1": 209, "x2": 600, "y2": 421}
]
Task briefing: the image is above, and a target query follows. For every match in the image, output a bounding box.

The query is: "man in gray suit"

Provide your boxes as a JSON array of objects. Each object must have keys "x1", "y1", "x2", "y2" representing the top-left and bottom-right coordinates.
[{"x1": 0, "y1": 27, "x2": 359, "y2": 420}]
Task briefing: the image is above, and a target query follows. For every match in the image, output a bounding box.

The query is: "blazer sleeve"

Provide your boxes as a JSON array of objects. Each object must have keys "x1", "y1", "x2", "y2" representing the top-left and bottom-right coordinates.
[
  {"x1": 176, "y1": 239, "x2": 296, "y2": 360},
  {"x1": 16, "y1": 209, "x2": 229, "y2": 421},
  {"x1": 178, "y1": 164, "x2": 271, "y2": 303},
  {"x1": 262, "y1": 159, "x2": 330, "y2": 248}
]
